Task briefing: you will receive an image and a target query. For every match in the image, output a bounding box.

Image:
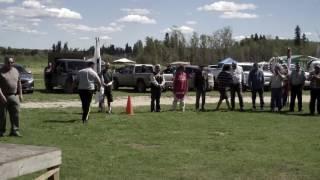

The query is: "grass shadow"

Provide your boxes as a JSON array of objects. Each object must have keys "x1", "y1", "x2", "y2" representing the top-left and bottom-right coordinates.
[{"x1": 44, "y1": 119, "x2": 78, "y2": 123}]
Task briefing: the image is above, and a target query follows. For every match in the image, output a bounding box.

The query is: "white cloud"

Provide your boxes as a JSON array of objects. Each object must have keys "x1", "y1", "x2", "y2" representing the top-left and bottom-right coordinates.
[
  {"x1": 22, "y1": 0, "x2": 45, "y2": 9},
  {"x1": 221, "y1": 11, "x2": 258, "y2": 19},
  {"x1": 121, "y1": 8, "x2": 151, "y2": 15},
  {"x1": 304, "y1": 32, "x2": 312, "y2": 36},
  {"x1": 198, "y1": 1, "x2": 258, "y2": 19},
  {"x1": 198, "y1": 1, "x2": 256, "y2": 12},
  {"x1": 0, "y1": 0, "x2": 14, "y2": 3},
  {"x1": 164, "y1": 25, "x2": 194, "y2": 34},
  {"x1": 0, "y1": 3, "x2": 82, "y2": 20},
  {"x1": 234, "y1": 35, "x2": 248, "y2": 41},
  {"x1": 118, "y1": 15, "x2": 156, "y2": 24},
  {"x1": 100, "y1": 35, "x2": 112, "y2": 40},
  {"x1": 186, "y1": 20, "x2": 197, "y2": 25},
  {"x1": 0, "y1": 20, "x2": 46, "y2": 34},
  {"x1": 79, "y1": 37, "x2": 90, "y2": 40},
  {"x1": 56, "y1": 23, "x2": 123, "y2": 33}
]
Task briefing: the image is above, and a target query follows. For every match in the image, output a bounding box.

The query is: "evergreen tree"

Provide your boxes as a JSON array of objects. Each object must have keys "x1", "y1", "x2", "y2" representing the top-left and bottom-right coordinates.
[
  {"x1": 56, "y1": 41, "x2": 62, "y2": 52},
  {"x1": 294, "y1": 25, "x2": 301, "y2": 46},
  {"x1": 52, "y1": 43, "x2": 56, "y2": 52},
  {"x1": 63, "y1": 42, "x2": 69, "y2": 52},
  {"x1": 164, "y1": 33, "x2": 170, "y2": 48}
]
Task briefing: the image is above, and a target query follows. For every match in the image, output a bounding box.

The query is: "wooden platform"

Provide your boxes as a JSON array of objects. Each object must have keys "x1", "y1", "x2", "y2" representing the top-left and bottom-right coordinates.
[{"x1": 0, "y1": 143, "x2": 61, "y2": 180}]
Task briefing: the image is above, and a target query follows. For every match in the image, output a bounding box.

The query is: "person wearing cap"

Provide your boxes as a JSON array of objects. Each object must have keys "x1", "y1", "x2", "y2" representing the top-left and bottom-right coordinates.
[
  {"x1": 101, "y1": 62, "x2": 114, "y2": 114},
  {"x1": 248, "y1": 62, "x2": 265, "y2": 111},
  {"x1": 74, "y1": 61, "x2": 101, "y2": 123},
  {"x1": 194, "y1": 66, "x2": 208, "y2": 111},
  {"x1": 216, "y1": 64, "x2": 233, "y2": 110},
  {"x1": 270, "y1": 65, "x2": 286, "y2": 112},
  {"x1": 150, "y1": 64, "x2": 165, "y2": 112},
  {"x1": 172, "y1": 65, "x2": 188, "y2": 112},
  {"x1": 230, "y1": 62, "x2": 244, "y2": 111},
  {"x1": 308, "y1": 64, "x2": 320, "y2": 115},
  {"x1": 0, "y1": 57, "x2": 23, "y2": 137},
  {"x1": 289, "y1": 63, "x2": 306, "y2": 112}
]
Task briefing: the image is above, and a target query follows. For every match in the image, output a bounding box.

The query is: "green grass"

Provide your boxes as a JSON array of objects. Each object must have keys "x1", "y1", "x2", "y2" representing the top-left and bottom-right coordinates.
[{"x1": 1, "y1": 105, "x2": 320, "y2": 179}]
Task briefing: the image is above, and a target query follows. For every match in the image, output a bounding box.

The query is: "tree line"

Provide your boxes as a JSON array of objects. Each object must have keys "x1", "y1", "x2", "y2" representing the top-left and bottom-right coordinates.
[{"x1": 1, "y1": 25, "x2": 319, "y2": 65}]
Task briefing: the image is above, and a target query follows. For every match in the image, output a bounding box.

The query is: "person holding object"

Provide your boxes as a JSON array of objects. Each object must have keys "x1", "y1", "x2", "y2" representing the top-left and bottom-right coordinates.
[
  {"x1": 150, "y1": 64, "x2": 165, "y2": 112},
  {"x1": 308, "y1": 64, "x2": 320, "y2": 115},
  {"x1": 75, "y1": 61, "x2": 101, "y2": 123},
  {"x1": 102, "y1": 62, "x2": 114, "y2": 114},
  {"x1": 270, "y1": 65, "x2": 286, "y2": 112},
  {"x1": 194, "y1": 66, "x2": 208, "y2": 111},
  {"x1": 0, "y1": 57, "x2": 23, "y2": 137},
  {"x1": 248, "y1": 63, "x2": 265, "y2": 111},
  {"x1": 230, "y1": 62, "x2": 244, "y2": 111},
  {"x1": 289, "y1": 63, "x2": 305, "y2": 112},
  {"x1": 281, "y1": 65, "x2": 290, "y2": 107},
  {"x1": 172, "y1": 65, "x2": 188, "y2": 112},
  {"x1": 216, "y1": 64, "x2": 233, "y2": 110}
]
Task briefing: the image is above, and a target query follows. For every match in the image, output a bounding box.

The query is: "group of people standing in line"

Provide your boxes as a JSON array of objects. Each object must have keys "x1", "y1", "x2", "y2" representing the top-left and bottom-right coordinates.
[{"x1": 149, "y1": 62, "x2": 320, "y2": 116}]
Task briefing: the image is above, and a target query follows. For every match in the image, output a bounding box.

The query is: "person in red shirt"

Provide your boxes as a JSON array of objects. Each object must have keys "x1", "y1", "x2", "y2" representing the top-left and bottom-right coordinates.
[{"x1": 172, "y1": 65, "x2": 188, "y2": 112}]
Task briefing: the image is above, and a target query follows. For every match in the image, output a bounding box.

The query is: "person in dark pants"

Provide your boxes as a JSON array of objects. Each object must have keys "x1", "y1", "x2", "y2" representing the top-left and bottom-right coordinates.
[
  {"x1": 230, "y1": 62, "x2": 244, "y2": 111},
  {"x1": 282, "y1": 65, "x2": 289, "y2": 107},
  {"x1": 289, "y1": 63, "x2": 305, "y2": 112},
  {"x1": 102, "y1": 62, "x2": 114, "y2": 114},
  {"x1": 216, "y1": 64, "x2": 233, "y2": 110},
  {"x1": 308, "y1": 64, "x2": 320, "y2": 115},
  {"x1": 270, "y1": 65, "x2": 285, "y2": 112},
  {"x1": 150, "y1": 64, "x2": 165, "y2": 112},
  {"x1": 75, "y1": 62, "x2": 101, "y2": 123},
  {"x1": 248, "y1": 63, "x2": 265, "y2": 111},
  {"x1": 195, "y1": 66, "x2": 208, "y2": 111},
  {"x1": 0, "y1": 57, "x2": 23, "y2": 137}
]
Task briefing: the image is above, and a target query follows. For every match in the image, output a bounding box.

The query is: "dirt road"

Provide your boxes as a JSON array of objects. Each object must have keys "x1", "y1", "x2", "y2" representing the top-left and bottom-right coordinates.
[{"x1": 21, "y1": 95, "x2": 311, "y2": 109}]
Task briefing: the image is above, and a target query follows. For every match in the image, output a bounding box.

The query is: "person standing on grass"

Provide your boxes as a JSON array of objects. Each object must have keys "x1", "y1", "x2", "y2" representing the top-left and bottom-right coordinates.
[
  {"x1": 101, "y1": 62, "x2": 114, "y2": 114},
  {"x1": 282, "y1": 65, "x2": 290, "y2": 107},
  {"x1": 0, "y1": 57, "x2": 23, "y2": 137},
  {"x1": 248, "y1": 63, "x2": 265, "y2": 111},
  {"x1": 308, "y1": 64, "x2": 320, "y2": 115},
  {"x1": 44, "y1": 61, "x2": 53, "y2": 91},
  {"x1": 270, "y1": 65, "x2": 286, "y2": 112},
  {"x1": 230, "y1": 62, "x2": 244, "y2": 111},
  {"x1": 289, "y1": 63, "x2": 306, "y2": 112},
  {"x1": 216, "y1": 64, "x2": 233, "y2": 110},
  {"x1": 150, "y1": 64, "x2": 165, "y2": 112},
  {"x1": 194, "y1": 66, "x2": 208, "y2": 111},
  {"x1": 172, "y1": 65, "x2": 188, "y2": 112},
  {"x1": 75, "y1": 61, "x2": 101, "y2": 123}
]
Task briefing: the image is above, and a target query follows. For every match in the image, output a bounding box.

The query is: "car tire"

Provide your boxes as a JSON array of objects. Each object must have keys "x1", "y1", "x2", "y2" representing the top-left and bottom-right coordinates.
[{"x1": 136, "y1": 80, "x2": 146, "y2": 93}]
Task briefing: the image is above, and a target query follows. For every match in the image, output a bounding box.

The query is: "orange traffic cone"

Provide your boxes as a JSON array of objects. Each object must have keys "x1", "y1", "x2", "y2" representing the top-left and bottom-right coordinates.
[{"x1": 126, "y1": 96, "x2": 134, "y2": 115}]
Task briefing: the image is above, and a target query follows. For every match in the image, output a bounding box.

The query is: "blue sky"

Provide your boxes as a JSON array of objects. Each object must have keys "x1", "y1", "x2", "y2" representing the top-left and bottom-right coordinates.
[{"x1": 0, "y1": 0, "x2": 319, "y2": 49}]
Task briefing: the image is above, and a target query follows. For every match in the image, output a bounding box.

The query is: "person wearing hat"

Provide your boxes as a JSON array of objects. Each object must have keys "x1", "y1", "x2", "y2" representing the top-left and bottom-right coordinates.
[
  {"x1": 101, "y1": 62, "x2": 114, "y2": 114},
  {"x1": 0, "y1": 57, "x2": 23, "y2": 137},
  {"x1": 194, "y1": 65, "x2": 208, "y2": 111},
  {"x1": 150, "y1": 64, "x2": 165, "y2": 112},
  {"x1": 308, "y1": 64, "x2": 320, "y2": 115},
  {"x1": 289, "y1": 63, "x2": 306, "y2": 112}
]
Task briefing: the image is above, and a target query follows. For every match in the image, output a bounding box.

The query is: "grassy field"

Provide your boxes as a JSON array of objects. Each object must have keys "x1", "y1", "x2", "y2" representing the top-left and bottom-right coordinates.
[{"x1": 1, "y1": 105, "x2": 320, "y2": 179}]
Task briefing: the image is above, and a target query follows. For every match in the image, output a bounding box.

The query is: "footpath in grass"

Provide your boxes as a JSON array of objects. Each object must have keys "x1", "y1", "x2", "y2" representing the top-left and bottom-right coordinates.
[{"x1": 1, "y1": 106, "x2": 320, "y2": 180}]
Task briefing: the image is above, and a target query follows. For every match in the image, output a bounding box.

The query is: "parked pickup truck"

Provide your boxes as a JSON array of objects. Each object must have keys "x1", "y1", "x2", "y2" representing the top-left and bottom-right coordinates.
[{"x1": 113, "y1": 64, "x2": 154, "y2": 92}]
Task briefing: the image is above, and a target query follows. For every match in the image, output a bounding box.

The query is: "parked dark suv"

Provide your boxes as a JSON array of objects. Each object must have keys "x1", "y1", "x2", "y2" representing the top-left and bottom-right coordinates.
[{"x1": 0, "y1": 64, "x2": 34, "y2": 93}]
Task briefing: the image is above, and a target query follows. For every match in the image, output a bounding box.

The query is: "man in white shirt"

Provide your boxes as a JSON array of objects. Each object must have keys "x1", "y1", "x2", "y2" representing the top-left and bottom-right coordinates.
[
  {"x1": 231, "y1": 62, "x2": 244, "y2": 111},
  {"x1": 75, "y1": 61, "x2": 101, "y2": 123}
]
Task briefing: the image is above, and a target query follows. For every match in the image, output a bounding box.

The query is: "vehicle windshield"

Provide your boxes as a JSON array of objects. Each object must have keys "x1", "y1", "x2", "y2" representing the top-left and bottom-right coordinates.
[{"x1": 241, "y1": 65, "x2": 253, "y2": 72}]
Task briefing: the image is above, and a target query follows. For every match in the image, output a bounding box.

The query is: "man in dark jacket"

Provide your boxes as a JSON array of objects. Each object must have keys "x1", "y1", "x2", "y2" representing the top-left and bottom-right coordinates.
[
  {"x1": 150, "y1": 64, "x2": 165, "y2": 112},
  {"x1": 194, "y1": 66, "x2": 208, "y2": 111},
  {"x1": 248, "y1": 63, "x2": 265, "y2": 111}
]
